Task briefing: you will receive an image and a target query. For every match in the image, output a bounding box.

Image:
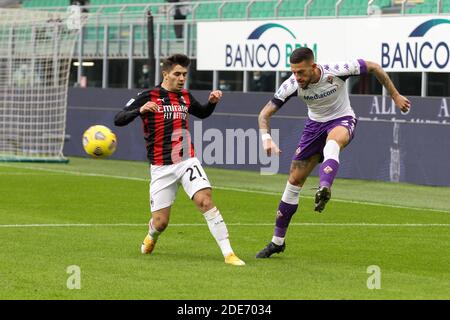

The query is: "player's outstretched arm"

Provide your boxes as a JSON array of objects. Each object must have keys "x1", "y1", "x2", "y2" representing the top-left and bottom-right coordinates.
[
  {"x1": 188, "y1": 90, "x2": 223, "y2": 119},
  {"x1": 258, "y1": 101, "x2": 281, "y2": 156},
  {"x1": 114, "y1": 96, "x2": 158, "y2": 126},
  {"x1": 365, "y1": 60, "x2": 411, "y2": 113},
  {"x1": 114, "y1": 106, "x2": 141, "y2": 127}
]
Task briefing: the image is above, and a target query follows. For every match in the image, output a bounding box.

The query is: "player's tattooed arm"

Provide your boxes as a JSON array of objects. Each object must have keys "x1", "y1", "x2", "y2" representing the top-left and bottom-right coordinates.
[
  {"x1": 365, "y1": 60, "x2": 411, "y2": 113},
  {"x1": 259, "y1": 101, "x2": 281, "y2": 155},
  {"x1": 258, "y1": 100, "x2": 279, "y2": 134}
]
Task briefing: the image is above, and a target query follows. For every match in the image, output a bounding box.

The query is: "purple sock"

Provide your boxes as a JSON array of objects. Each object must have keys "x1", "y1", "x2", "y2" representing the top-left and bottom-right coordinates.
[
  {"x1": 319, "y1": 159, "x2": 340, "y2": 188},
  {"x1": 274, "y1": 201, "x2": 298, "y2": 238}
]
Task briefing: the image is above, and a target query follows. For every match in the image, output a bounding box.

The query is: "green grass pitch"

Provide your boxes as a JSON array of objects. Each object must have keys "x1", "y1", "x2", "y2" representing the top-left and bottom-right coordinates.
[{"x1": 0, "y1": 157, "x2": 449, "y2": 299}]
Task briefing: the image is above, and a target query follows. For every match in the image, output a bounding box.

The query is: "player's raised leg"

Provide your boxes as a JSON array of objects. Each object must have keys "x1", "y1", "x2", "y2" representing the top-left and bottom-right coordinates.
[
  {"x1": 141, "y1": 207, "x2": 171, "y2": 254},
  {"x1": 315, "y1": 124, "x2": 352, "y2": 213},
  {"x1": 256, "y1": 155, "x2": 320, "y2": 258}
]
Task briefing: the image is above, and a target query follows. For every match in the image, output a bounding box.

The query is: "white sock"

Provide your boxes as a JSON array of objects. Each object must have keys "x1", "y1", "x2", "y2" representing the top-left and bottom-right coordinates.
[
  {"x1": 273, "y1": 182, "x2": 301, "y2": 245},
  {"x1": 281, "y1": 182, "x2": 301, "y2": 205},
  {"x1": 323, "y1": 140, "x2": 340, "y2": 162},
  {"x1": 272, "y1": 236, "x2": 285, "y2": 246},
  {"x1": 148, "y1": 218, "x2": 161, "y2": 241},
  {"x1": 203, "y1": 207, "x2": 233, "y2": 257}
]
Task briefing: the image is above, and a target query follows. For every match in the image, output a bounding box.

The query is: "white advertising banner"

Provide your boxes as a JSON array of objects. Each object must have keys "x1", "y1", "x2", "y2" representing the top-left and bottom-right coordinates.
[{"x1": 197, "y1": 16, "x2": 450, "y2": 72}]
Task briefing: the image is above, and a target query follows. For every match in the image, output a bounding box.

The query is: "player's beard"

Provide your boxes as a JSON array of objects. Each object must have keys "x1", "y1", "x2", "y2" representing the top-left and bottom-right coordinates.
[{"x1": 299, "y1": 80, "x2": 309, "y2": 89}]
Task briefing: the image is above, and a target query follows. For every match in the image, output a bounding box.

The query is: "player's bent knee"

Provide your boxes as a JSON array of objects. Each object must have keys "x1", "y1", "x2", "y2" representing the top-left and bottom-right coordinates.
[
  {"x1": 154, "y1": 220, "x2": 169, "y2": 232},
  {"x1": 192, "y1": 188, "x2": 214, "y2": 212},
  {"x1": 196, "y1": 196, "x2": 214, "y2": 212},
  {"x1": 152, "y1": 215, "x2": 169, "y2": 231},
  {"x1": 198, "y1": 197, "x2": 214, "y2": 212}
]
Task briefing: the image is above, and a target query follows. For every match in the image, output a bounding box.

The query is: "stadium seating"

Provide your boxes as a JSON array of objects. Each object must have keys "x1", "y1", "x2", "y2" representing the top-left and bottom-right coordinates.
[
  {"x1": 249, "y1": 0, "x2": 277, "y2": 18},
  {"x1": 22, "y1": 0, "x2": 68, "y2": 7},
  {"x1": 191, "y1": 2, "x2": 221, "y2": 20},
  {"x1": 339, "y1": 0, "x2": 369, "y2": 16},
  {"x1": 277, "y1": 0, "x2": 307, "y2": 17},
  {"x1": 406, "y1": 0, "x2": 438, "y2": 14},
  {"x1": 221, "y1": 2, "x2": 247, "y2": 19},
  {"x1": 21, "y1": 0, "x2": 449, "y2": 18},
  {"x1": 308, "y1": 0, "x2": 336, "y2": 16},
  {"x1": 444, "y1": 2, "x2": 450, "y2": 13}
]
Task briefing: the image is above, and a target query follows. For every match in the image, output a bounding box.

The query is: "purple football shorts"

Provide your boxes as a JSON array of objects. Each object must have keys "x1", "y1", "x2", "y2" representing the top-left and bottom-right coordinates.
[{"x1": 292, "y1": 116, "x2": 357, "y2": 162}]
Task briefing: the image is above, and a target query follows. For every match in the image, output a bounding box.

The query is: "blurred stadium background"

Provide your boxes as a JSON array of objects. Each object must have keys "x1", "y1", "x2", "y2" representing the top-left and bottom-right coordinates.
[{"x1": 0, "y1": 0, "x2": 449, "y2": 300}]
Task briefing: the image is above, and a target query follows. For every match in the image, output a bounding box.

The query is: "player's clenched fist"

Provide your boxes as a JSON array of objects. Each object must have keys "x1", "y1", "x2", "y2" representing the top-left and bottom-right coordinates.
[
  {"x1": 140, "y1": 101, "x2": 159, "y2": 114},
  {"x1": 208, "y1": 90, "x2": 223, "y2": 104},
  {"x1": 392, "y1": 94, "x2": 411, "y2": 113}
]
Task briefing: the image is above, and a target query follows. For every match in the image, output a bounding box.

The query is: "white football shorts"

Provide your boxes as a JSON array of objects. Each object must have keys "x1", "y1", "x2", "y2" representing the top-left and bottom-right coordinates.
[{"x1": 149, "y1": 157, "x2": 212, "y2": 212}]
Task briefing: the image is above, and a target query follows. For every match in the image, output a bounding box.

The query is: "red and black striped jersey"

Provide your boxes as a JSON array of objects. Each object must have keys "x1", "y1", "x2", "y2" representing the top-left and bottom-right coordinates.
[{"x1": 114, "y1": 86, "x2": 217, "y2": 165}]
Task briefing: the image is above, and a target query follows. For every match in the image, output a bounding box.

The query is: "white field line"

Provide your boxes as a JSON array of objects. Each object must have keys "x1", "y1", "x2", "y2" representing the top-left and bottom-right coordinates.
[
  {"x1": 0, "y1": 163, "x2": 449, "y2": 214},
  {"x1": 0, "y1": 223, "x2": 450, "y2": 228}
]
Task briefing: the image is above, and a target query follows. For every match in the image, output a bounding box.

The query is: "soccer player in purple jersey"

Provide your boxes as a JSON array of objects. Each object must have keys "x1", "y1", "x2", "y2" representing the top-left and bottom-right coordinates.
[{"x1": 256, "y1": 48, "x2": 411, "y2": 258}]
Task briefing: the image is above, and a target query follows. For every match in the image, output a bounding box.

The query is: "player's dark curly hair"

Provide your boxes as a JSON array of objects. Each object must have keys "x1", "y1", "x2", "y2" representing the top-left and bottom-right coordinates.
[
  {"x1": 162, "y1": 54, "x2": 190, "y2": 72},
  {"x1": 290, "y1": 47, "x2": 314, "y2": 64}
]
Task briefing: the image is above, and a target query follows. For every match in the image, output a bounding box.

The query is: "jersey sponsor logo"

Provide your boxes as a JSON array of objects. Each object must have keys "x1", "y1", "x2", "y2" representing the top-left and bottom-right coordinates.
[
  {"x1": 160, "y1": 104, "x2": 188, "y2": 120},
  {"x1": 144, "y1": 100, "x2": 189, "y2": 120},
  {"x1": 303, "y1": 88, "x2": 337, "y2": 101}
]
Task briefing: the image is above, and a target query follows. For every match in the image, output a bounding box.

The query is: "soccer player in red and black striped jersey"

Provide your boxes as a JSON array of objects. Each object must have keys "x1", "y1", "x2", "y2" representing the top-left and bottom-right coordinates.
[{"x1": 114, "y1": 54, "x2": 245, "y2": 266}]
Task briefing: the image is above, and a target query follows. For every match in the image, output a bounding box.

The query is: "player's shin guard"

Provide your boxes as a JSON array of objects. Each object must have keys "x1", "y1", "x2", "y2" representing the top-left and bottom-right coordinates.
[
  {"x1": 203, "y1": 207, "x2": 233, "y2": 257},
  {"x1": 272, "y1": 182, "x2": 301, "y2": 245},
  {"x1": 148, "y1": 218, "x2": 161, "y2": 241},
  {"x1": 319, "y1": 140, "x2": 340, "y2": 188}
]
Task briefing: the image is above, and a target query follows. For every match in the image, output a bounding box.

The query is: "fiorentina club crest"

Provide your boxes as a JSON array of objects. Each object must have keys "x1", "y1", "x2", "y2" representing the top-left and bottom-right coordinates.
[
  {"x1": 276, "y1": 210, "x2": 283, "y2": 219},
  {"x1": 327, "y1": 75, "x2": 334, "y2": 84},
  {"x1": 323, "y1": 166, "x2": 333, "y2": 174}
]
